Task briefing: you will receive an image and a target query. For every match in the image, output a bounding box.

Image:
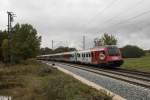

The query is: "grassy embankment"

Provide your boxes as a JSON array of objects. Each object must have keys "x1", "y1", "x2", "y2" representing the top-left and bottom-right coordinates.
[
  {"x1": 121, "y1": 53, "x2": 150, "y2": 72},
  {"x1": 0, "y1": 60, "x2": 112, "y2": 100}
]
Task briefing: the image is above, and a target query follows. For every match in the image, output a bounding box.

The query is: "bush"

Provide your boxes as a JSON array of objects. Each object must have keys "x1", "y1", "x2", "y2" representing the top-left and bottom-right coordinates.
[{"x1": 122, "y1": 45, "x2": 145, "y2": 58}]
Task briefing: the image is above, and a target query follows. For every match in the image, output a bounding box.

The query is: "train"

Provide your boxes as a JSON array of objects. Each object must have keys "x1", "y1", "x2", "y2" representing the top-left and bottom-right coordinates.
[{"x1": 37, "y1": 45, "x2": 124, "y2": 67}]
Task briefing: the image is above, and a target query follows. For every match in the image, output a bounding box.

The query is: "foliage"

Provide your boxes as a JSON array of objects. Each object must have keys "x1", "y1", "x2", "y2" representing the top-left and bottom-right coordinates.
[
  {"x1": 101, "y1": 33, "x2": 117, "y2": 45},
  {"x1": 10, "y1": 23, "x2": 41, "y2": 63},
  {"x1": 144, "y1": 50, "x2": 150, "y2": 53},
  {"x1": 0, "y1": 23, "x2": 41, "y2": 63},
  {"x1": 1, "y1": 39, "x2": 9, "y2": 63},
  {"x1": 122, "y1": 45, "x2": 145, "y2": 58},
  {"x1": 54, "y1": 46, "x2": 76, "y2": 53},
  {"x1": 0, "y1": 30, "x2": 8, "y2": 61},
  {"x1": 46, "y1": 71, "x2": 112, "y2": 100},
  {"x1": 40, "y1": 47, "x2": 53, "y2": 55},
  {"x1": 0, "y1": 60, "x2": 112, "y2": 100},
  {"x1": 40, "y1": 46, "x2": 76, "y2": 55},
  {"x1": 94, "y1": 33, "x2": 117, "y2": 46}
]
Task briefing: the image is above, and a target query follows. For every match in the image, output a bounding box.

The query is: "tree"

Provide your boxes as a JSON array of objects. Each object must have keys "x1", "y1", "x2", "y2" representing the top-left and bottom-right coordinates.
[
  {"x1": 101, "y1": 33, "x2": 117, "y2": 45},
  {"x1": 94, "y1": 38, "x2": 103, "y2": 47},
  {"x1": 144, "y1": 50, "x2": 150, "y2": 54},
  {"x1": 122, "y1": 45, "x2": 145, "y2": 58},
  {"x1": 40, "y1": 46, "x2": 77, "y2": 55},
  {"x1": 40, "y1": 47, "x2": 53, "y2": 55},
  {"x1": 54, "y1": 46, "x2": 76, "y2": 53},
  {"x1": 1, "y1": 39, "x2": 9, "y2": 63},
  {"x1": 0, "y1": 30, "x2": 8, "y2": 61},
  {"x1": 10, "y1": 23, "x2": 41, "y2": 63}
]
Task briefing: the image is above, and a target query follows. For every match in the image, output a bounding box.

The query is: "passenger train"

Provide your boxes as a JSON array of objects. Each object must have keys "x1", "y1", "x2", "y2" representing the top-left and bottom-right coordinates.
[{"x1": 37, "y1": 45, "x2": 124, "y2": 67}]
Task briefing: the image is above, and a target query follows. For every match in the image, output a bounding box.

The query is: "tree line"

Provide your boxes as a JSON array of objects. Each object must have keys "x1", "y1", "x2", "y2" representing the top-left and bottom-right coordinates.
[
  {"x1": 40, "y1": 46, "x2": 76, "y2": 55},
  {"x1": 0, "y1": 23, "x2": 41, "y2": 63}
]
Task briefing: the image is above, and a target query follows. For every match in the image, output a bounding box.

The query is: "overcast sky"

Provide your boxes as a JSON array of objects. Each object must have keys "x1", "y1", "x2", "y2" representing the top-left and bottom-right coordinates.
[{"x1": 0, "y1": 0, "x2": 150, "y2": 50}]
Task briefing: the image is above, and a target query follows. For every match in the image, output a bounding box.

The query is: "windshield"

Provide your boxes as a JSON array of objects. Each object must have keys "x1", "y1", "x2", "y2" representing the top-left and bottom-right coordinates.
[{"x1": 107, "y1": 46, "x2": 120, "y2": 56}]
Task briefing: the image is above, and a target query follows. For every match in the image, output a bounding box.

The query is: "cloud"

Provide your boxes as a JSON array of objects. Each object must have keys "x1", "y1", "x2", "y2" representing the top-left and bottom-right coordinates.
[{"x1": 0, "y1": 0, "x2": 150, "y2": 50}]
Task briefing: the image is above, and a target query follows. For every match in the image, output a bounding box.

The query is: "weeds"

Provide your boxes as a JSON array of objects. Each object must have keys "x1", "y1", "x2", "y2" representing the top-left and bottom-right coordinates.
[{"x1": 0, "y1": 60, "x2": 112, "y2": 100}]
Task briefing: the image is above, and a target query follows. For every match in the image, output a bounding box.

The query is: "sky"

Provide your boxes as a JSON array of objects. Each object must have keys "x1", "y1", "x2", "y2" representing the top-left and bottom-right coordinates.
[{"x1": 0, "y1": 0, "x2": 150, "y2": 50}]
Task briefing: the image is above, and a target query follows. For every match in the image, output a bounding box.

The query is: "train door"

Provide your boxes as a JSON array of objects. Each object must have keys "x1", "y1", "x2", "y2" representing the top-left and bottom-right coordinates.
[
  {"x1": 73, "y1": 52, "x2": 78, "y2": 62},
  {"x1": 76, "y1": 52, "x2": 82, "y2": 63},
  {"x1": 84, "y1": 52, "x2": 91, "y2": 64},
  {"x1": 91, "y1": 51, "x2": 99, "y2": 64},
  {"x1": 74, "y1": 53, "x2": 77, "y2": 62},
  {"x1": 88, "y1": 52, "x2": 92, "y2": 64},
  {"x1": 85, "y1": 53, "x2": 88, "y2": 63},
  {"x1": 83, "y1": 52, "x2": 87, "y2": 63}
]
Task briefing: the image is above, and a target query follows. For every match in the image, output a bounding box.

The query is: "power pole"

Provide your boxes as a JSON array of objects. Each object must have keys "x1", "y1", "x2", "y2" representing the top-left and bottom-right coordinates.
[
  {"x1": 52, "y1": 40, "x2": 54, "y2": 49},
  {"x1": 83, "y1": 36, "x2": 85, "y2": 50},
  {"x1": 7, "y1": 11, "x2": 15, "y2": 63}
]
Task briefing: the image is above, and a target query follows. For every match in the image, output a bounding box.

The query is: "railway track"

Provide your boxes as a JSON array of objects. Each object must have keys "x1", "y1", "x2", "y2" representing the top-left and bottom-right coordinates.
[
  {"x1": 114, "y1": 68, "x2": 150, "y2": 77},
  {"x1": 47, "y1": 61, "x2": 150, "y2": 89}
]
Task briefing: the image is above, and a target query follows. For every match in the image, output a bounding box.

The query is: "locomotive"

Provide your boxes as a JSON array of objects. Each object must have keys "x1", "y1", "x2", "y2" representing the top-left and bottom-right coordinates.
[{"x1": 37, "y1": 45, "x2": 123, "y2": 67}]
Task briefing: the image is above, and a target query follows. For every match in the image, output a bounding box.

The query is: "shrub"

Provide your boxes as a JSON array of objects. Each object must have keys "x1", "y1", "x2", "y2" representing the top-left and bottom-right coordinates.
[{"x1": 122, "y1": 45, "x2": 145, "y2": 58}]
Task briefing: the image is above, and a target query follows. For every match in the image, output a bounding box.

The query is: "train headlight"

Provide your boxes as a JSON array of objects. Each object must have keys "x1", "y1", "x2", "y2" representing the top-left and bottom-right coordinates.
[{"x1": 99, "y1": 53, "x2": 105, "y2": 60}]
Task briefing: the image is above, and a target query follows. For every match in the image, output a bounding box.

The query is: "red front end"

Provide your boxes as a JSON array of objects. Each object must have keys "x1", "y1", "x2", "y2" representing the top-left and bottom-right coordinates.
[
  {"x1": 91, "y1": 46, "x2": 123, "y2": 67},
  {"x1": 105, "y1": 46, "x2": 123, "y2": 67}
]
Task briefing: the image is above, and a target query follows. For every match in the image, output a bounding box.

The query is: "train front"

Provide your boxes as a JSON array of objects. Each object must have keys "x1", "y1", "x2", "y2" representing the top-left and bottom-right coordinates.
[{"x1": 105, "y1": 46, "x2": 123, "y2": 67}]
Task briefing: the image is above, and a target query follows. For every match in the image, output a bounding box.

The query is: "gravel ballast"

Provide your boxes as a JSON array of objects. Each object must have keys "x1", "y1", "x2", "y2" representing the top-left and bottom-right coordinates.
[{"x1": 50, "y1": 63, "x2": 150, "y2": 100}]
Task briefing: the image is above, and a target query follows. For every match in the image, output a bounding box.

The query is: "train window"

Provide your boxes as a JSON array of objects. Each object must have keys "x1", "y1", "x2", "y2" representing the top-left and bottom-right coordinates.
[
  {"x1": 89, "y1": 53, "x2": 91, "y2": 57},
  {"x1": 107, "y1": 46, "x2": 119, "y2": 56},
  {"x1": 78, "y1": 54, "x2": 80, "y2": 57},
  {"x1": 86, "y1": 53, "x2": 88, "y2": 57}
]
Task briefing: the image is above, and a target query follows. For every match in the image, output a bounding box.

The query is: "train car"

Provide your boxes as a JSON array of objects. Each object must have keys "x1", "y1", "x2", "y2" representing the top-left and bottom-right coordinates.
[
  {"x1": 90, "y1": 46, "x2": 123, "y2": 66},
  {"x1": 37, "y1": 45, "x2": 123, "y2": 67}
]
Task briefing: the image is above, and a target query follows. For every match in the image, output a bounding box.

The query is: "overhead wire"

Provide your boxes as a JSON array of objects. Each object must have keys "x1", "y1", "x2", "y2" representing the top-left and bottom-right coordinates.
[
  {"x1": 97, "y1": 9, "x2": 150, "y2": 32},
  {"x1": 86, "y1": 0, "x2": 149, "y2": 33},
  {"x1": 83, "y1": 0, "x2": 119, "y2": 31},
  {"x1": 101, "y1": 0, "x2": 145, "y2": 26}
]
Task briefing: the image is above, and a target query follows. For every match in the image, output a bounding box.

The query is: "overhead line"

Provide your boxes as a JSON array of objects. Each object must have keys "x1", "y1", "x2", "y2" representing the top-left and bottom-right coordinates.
[
  {"x1": 102, "y1": 0, "x2": 145, "y2": 25},
  {"x1": 101, "y1": 9, "x2": 150, "y2": 31},
  {"x1": 83, "y1": 0, "x2": 119, "y2": 31},
  {"x1": 88, "y1": 0, "x2": 118, "y2": 20},
  {"x1": 89, "y1": 1, "x2": 150, "y2": 33},
  {"x1": 117, "y1": 10, "x2": 150, "y2": 25}
]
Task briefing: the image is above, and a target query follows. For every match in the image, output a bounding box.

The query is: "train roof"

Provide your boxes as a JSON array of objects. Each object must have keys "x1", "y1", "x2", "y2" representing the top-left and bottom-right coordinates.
[
  {"x1": 39, "y1": 51, "x2": 76, "y2": 57},
  {"x1": 38, "y1": 45, "x2": 118, "y2": 57}
]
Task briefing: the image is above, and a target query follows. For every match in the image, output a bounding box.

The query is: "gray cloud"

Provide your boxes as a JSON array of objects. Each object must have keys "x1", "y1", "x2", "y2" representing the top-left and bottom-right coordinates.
[{"x1": 0, "y1": 0, "x2": 150, "y2": 49}]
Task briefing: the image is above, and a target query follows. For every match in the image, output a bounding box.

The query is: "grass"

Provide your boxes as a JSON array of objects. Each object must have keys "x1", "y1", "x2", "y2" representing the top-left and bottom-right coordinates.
[
  {"x1": 0, "y1": 60, "x2": 112, "y2": 100},
  {"x1": 121, "y1": 53, "x2": 150, "y2": 72}
]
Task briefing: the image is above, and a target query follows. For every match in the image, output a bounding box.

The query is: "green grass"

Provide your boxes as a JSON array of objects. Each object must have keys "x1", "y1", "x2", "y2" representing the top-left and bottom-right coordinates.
[
  {"x1": 121, "y1": 53, "x2": 150, "y2": 72},
  {"x1": 0, "y1": 60, "x2": 112, "y2": 100}
]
